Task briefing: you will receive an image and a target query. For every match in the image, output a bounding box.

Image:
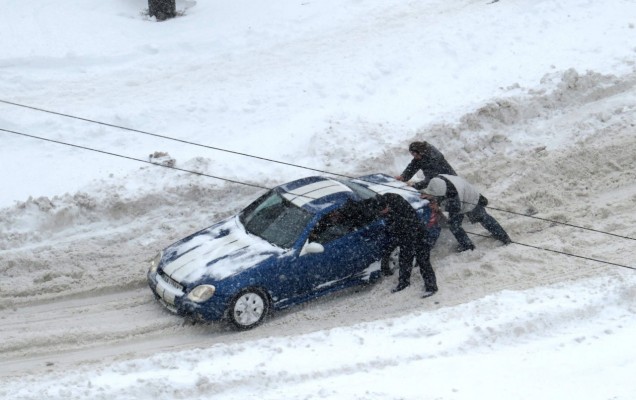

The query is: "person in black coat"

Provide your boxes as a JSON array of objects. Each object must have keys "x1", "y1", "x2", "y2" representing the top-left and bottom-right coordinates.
[
  {"x1": 376, "y1": 193, "x2": 438, "y2": 297},
  {"x1": 395, "y1": 141, "x2": 457, "y2": 190}
]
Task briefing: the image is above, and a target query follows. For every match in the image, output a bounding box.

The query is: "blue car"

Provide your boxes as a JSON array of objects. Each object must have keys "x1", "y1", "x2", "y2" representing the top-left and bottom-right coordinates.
[{"x1": 147, "y1": 173, "x2": 436, "y2": 330}]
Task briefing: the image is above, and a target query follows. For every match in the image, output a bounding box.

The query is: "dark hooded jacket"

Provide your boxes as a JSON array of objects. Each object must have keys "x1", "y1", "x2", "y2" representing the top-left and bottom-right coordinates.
[
  {"x1": 377, "y1": 193, "x2": 423, "y2": 243},
  {"x1": 400, "y1": 141, "x2": 456, "y2": 189}
]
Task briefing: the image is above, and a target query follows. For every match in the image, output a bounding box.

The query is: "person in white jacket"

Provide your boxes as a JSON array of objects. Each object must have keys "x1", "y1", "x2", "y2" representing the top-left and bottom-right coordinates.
[{"x1": 420, "y1": 175, "x2": 512, "y2": 252}]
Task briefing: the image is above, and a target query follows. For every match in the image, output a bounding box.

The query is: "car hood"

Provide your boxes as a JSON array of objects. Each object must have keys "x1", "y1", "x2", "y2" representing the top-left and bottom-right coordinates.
[
  {"x1": 161, "y1": 216, "x2": 286, "y2": 285},
  {"x1": 355, "y1": 173, "x2": 429, "y2": 209}
]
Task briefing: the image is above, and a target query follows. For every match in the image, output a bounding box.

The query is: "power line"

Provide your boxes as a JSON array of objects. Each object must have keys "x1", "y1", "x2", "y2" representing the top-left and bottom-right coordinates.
[
  {"x1": 514, "y1": 241, "x2": 635, "y2": 270},
  {"x1": 1, "y1": 98, "x2": 634, "y2": 243},
  {"x1": 0, "y1": 99, "x2": 436, "y2": 201},
  {"x1": 466, "y1": 231, "x2": 635, "y2": 271},
  {"x1": 0, "y1": 127, "x2": 269, "y2": 191},
  {"x1": 485, "y1": 205, "x2": 635, "y2": 242},
  {"x1": 0, "y1": 126, "x2": 375, "y2": 204},
  {"x1": 0, "y1": 99, "x2": 347, "y2": 179},
  {"x1": 1, "y1": 125, "x2": 634, "y2": 272}
]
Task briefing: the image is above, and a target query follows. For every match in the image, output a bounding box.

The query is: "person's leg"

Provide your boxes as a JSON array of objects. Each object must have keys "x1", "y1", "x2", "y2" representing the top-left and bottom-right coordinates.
[
  {"x1": 426, "y1": 226, "x2": 441, "y2": 247},
  {"x1": 447, "y1": 213, "x2": 474, "y2": 251},
  {"x1": 380, "y1": 239, "x2": 398, "y2": 276},
  {"x1": 481, "y1": 213, "x2": 511, "y2": 244},
  {"x1": 470, "y1": 205, "x2": 511, "y2": 244},
  {"x1": 415, "y1": 242, "x2": 437, "y2": 293},
  {"x1": 380, "y1": 255, "x2": 393, "y2": 276},
  {"x1": 392, "y1": 242, "x2": 414, "y2": 292}
]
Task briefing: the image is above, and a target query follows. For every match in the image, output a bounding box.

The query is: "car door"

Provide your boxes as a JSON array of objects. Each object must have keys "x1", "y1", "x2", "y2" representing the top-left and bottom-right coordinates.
[
  {"x1": 317, "y1": 220, "x2": 387, "y2": 282},
  {"x1": 286, "y1": 209, "x2": 388, "y2": 297}
]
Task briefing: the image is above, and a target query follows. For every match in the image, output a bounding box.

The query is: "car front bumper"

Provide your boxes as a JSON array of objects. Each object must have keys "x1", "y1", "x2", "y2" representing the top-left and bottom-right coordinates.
[{"x1": 147, "y1": 270, "x2": 227, "y2": 322}]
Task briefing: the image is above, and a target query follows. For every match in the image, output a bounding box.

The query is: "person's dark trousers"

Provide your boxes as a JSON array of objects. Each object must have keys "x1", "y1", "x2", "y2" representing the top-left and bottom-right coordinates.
[
  {"x1": 396, "y1": 240, "x2": 416, "y2": 287},
  {"x1": 468, "y1": 205, "x2": 511, "y2": 244},
  {"x1": 380, "y1": 238, "x2": 399, "y2": 274},
  {"x1": 415, "y1": 242, "x2": 437, "y2": 291},
  {"x1": 397, "y1": 238, "x2": 437, "y2": 291},
  {"x1": 447, "y1": 213, "x2": 475, "y2": 249},
  {"x1": 426, "y1": 226, "x2": 441, "y2": 247},
  {"x1": 380, "y1": 255, "x2": 392, "y2": 274}
]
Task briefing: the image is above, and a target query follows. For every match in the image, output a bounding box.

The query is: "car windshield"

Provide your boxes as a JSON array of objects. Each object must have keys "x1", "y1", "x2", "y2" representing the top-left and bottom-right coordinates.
[
  {"x1": 335, "y1": 178, "x2": 377, "y2": 200},
  {"x1": 239, "y1": 190, "x2": 312, "y2": 248}
]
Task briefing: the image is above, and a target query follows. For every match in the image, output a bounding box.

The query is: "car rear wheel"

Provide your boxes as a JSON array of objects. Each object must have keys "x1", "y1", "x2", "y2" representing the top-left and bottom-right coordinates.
[{"x1": 229, "y1": 288, "x2": 269, "y2": 330}]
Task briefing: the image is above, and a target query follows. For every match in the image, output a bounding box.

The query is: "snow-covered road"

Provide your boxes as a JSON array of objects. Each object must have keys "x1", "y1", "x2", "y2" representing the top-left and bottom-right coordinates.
[{"x1": 1, "y1": 0, "x2": 636, "y2": 398}]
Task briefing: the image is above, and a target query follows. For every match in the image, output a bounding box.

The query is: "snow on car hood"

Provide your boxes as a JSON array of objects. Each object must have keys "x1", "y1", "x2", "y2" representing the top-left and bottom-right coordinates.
[
  {"x1": 161, "y1": 216, "x2": 285, "y2": 284},
  {"x1": 355, "y1": 173, "x2": 429, "y2": 209}
]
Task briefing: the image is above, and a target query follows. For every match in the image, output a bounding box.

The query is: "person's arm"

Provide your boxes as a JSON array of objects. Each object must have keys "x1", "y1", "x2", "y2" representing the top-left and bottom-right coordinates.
[
  {"x1": 414, "y1": 156, "x2": 440, "y2": 189},
  {"x1": 397, "y1": 159, "x2": 419, "y2": 182},
  {"x1": 412, "y1": 179, "x2": 428, "y2": 190}
]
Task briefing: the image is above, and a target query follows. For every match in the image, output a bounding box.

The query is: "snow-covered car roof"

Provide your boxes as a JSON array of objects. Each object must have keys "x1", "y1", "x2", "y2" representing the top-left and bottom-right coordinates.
[{"x1": 276, "y1": 176, "x2": 369, "y2": 214}]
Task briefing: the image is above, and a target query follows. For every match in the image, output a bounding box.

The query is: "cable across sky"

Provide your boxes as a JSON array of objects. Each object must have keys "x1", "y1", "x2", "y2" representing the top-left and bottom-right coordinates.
[
  {"x1": 1, "y1": 98, "x2": 634, "y2": 243},
  {"x1": 1, "y1": 123, "x2": 634, "y2": 272}
]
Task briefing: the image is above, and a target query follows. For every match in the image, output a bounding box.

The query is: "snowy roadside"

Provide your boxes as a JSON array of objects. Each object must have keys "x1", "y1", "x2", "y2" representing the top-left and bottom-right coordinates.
[
  {"x1": 2, "y1": 273, "x2": 635, "y2": 400},
  {"x1": 1, "y1": 69, "x2": 634, "y2": 386},
  {"x1": 2, "y1": 0, "x2": 636, "y2": 395},
  {"x1": 2, "y1": 68, "x2": 635, "y2": 307}
]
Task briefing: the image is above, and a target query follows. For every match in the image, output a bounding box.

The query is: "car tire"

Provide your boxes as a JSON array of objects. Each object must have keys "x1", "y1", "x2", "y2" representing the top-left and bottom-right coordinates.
[{"x1": 228, "y1": 288, "x2": 270, "y2": 330}]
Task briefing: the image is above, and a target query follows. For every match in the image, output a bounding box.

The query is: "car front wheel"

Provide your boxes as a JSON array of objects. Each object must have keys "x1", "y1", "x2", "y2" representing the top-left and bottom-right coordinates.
[{"x1": 229, "y1": 288, "x2": 269, "y2": 330}]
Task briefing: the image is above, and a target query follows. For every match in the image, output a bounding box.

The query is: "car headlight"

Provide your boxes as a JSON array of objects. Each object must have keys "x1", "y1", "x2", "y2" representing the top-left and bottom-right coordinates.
[
  {"x1": 187, "y1": 285, "x2": 216, "y2": 303},
  {"x1": 149, "y1": 251, "x2": 162, "y2": 273}
]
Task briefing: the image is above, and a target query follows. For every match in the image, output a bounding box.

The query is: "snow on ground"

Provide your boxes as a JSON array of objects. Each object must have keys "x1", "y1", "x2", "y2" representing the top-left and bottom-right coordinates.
[{"x1": 1, "y1": 0, "x2": 635, "y2": 399}]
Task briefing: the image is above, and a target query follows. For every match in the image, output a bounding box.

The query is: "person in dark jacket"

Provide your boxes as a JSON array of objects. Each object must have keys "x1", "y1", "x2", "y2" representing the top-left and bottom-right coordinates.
[
  {"x1": 395, "y1": 141, "x2": 457, "y2": 190},
  {"x1": 376, "y1": 193, "x2": 438, "y2": 297},
  {"x1": 379, "y1": 195, "x2": 442, "y2": 276},
  {"x1": 420, "y1": 175, "x2": 512, "y2": 252}
]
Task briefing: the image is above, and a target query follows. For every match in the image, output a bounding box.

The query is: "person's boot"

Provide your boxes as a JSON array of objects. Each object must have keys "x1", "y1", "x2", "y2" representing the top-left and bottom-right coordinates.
[
  {"x1": 456, "y1": 243, "x2": 475, "y2": 253},
  {"x1": 422, "y1": 282, "x2": 438, "y2": 298},
  {"x1": 491, "y1": 230, "x2": 512, "y2": 245},
  {"x1": 422, "y1": 277, "x2": 438, "y2": 298},
  {"x1": 391, "y1": 281, "x2": 410, "y2": 293},
  {"x1": 421, "y1": 289, "x2": 437, "y2": 299}
]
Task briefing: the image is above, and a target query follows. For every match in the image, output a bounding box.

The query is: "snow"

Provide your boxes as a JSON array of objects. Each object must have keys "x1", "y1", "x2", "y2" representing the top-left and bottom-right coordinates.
[{"x1": 1, "y1": 0, "x2": 635, "y2": 399}]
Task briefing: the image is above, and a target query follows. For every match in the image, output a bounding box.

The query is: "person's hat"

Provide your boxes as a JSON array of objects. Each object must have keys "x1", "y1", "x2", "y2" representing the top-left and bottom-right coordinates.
[{"x1": 420, "y1": 178, "x2": 447, "y2": 197}]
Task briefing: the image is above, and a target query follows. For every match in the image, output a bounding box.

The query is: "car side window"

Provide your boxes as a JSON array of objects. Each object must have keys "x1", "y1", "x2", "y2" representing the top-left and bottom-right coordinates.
[
  {"x1": 309, "y1": 200, "x2": 379, "y2": 244},
  {"x1": 339, "y1": 198, "x2": 380, "y2": 231},
  {"x1": 309, "y1": 211, "x2": 348, "y2": 243}
]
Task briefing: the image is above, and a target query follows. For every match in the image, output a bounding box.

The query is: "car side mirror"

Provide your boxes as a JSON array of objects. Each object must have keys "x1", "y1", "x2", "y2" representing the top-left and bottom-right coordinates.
[{"x1": 300, "y1": 241, "x2": 324, "y2": 256}]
